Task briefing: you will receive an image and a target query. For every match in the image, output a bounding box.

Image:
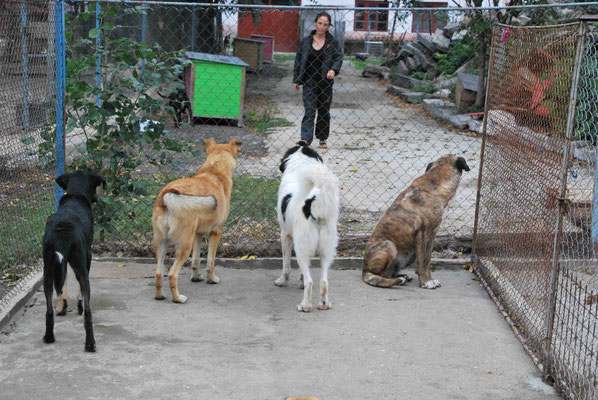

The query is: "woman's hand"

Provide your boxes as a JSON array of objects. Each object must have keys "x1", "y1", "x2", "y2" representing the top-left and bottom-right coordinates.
[
  {"x1": 326, "y1": 69, "x2": 336, "y2": 80},
  {"x1": 294, "y1": 84, "x2": 300, "y2": 91}
]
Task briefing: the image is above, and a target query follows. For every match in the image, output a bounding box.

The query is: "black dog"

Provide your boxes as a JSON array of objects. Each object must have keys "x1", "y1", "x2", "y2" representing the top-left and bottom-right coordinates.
[
  {"x1": 158, "y1": 87, "x2": 191, "y2": 128},
  {"x1": 42, "y1": 171, "x2": 105, "y2": 352}
]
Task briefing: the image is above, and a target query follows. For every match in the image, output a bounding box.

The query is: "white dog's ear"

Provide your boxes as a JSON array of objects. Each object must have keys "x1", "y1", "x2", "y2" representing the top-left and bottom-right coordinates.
[{"x1": 203, "y1": 138, "x2": 216, "y2": 153}]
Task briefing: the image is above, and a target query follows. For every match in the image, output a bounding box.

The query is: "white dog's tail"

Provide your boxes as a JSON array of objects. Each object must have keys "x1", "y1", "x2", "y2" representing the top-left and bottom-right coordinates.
[
  {"x1": 162, "y1": 192, "x2": 217, "y2": 212},
  {"x1": 302, "y1": 179, "x2": 339, "y2": 222}
]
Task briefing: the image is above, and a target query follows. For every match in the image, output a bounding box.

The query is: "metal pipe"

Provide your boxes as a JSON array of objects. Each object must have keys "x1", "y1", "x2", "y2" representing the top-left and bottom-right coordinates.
[
  {"x1": 19, "y1": 1, "x2": 30, "y2": 132},
  {"x1": 54, "y1": 0, "x2": 66, "y2": 207},
  {"x1": 471, "y1": 23, "x2": 499, "y2": 264},
  {"x1": 543, "y1": 20, "x2": 587, "y2": 382},
  {"x1": 95, "y1": 0, "x2": 102, "y2": 107}
]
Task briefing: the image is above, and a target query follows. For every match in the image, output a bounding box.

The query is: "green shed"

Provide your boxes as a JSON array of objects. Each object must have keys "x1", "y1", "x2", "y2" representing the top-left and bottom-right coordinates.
[{"x1": 184, "y1": 52, "x2": 249, "y2": 126}]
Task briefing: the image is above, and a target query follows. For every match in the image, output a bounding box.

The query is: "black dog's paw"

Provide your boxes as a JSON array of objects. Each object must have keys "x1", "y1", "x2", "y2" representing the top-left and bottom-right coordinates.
[
  {"x1": 85, "y1": 342, "x2": 96, "y2": 353},
  {"x1": 77, "y1": 300, "x2": 83, "y2": 315},
  {"x1": 43, "y1": 334, "x2": 55, "y2": 344}
]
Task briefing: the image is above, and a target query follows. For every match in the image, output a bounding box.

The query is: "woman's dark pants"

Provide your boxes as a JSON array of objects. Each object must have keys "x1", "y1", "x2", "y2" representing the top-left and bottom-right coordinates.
[{"x1": 300, "y1": 80, "x2": 333, "y2": 144}]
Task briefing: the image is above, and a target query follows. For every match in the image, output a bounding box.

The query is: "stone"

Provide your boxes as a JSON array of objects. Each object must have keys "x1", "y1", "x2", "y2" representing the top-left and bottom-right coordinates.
[
  {"x1": 442, "y1": 21, "x2": 461, "y2": 39},
  {"x1": 452, "y1": 29, "x2": 467, "y2": 41},
  {"x1": 362, "y1": 64, "x2": 390, "y2": 80},
  {"x1": 431, "y1": 88, "x2": 451, "y2": 99},
  {"x1": 431, "y1": 29, "x2": 450, "y2": 52},
  {"x1": 397, "y1": 60, "x2": 409, "y2": 74},
  {"x1": 405, "y1": 56, "x2": 419, "y2": 71},
  {"x1": 387, "y1": 85, "x2": 429, "y2": 104},
  {"x1": 403, "y1": 42, "x2": 436, "y2": 69},
  {"x1": 416, "y1": 34, "x2": 437, "y2": 53},
  {"x1": 434, "y1": 76, "x2": 458, "y2": 90},
  {"x1": 449, "y1": 114, "x2": 473, "y2": 130},
  {"x1": 468, "y1": 119, "x2": 483, "y2": 134},
  {"x1": 390, "y1": 72, "x2": 427, "y2": 89},
  {"x1": 423, "y1": 99, "x2": 458, "y2": 121}
]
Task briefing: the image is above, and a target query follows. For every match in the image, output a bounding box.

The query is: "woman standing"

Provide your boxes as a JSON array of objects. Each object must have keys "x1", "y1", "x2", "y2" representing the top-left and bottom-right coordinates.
[{"x1": 293, "y1": 12, "x2": 343, "y2": 149}]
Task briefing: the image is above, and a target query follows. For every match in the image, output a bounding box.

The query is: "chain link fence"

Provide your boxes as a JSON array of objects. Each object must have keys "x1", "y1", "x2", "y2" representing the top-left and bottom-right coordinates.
[
  {"x1": 56, "y1": 1, "x2": 498, "y2": 258},
  {"x1": 474, "y1": 19, "x2": 598, "y2": 400},
  {"x1": 0, "y1": 0, "x2": 55, "y2": 296},
  {"x1": 1, "y1": 0, "x2": 598, "y2": 396}
]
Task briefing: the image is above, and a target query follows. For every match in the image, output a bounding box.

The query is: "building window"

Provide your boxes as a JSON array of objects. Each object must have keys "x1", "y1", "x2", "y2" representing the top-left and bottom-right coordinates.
[
  {"x1": 411, "y1": 2, "x2": 448, "y2": 33},
  {"x1": 354, "y1": 0, "x2": 389, "y2": 32}
]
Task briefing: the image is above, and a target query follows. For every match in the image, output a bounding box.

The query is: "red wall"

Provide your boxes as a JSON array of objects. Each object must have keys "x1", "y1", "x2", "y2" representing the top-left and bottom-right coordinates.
[{"x1": 238, "y1": 10, "x2": 300, "y2": 52}]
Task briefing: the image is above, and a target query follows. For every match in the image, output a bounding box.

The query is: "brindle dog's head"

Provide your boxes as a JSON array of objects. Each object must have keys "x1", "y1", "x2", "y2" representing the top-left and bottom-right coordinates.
[{"x1": 425, "y1": 155, "x2": 470, "y2": 174}]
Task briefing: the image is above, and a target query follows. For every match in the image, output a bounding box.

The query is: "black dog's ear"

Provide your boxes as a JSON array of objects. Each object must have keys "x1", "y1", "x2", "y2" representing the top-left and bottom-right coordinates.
[
  {"x1": 91, "y1": 174, "x2": 106, "y2": 190},
  {"x1": 425, "y1": 162, "x2": 433, "y2": 172},
  {"x1": 55, "y1": 173, "x2": 70, "y2": 190},
  {"x1": 455, "y1": 157, "x2": 470, "y2": 172}
]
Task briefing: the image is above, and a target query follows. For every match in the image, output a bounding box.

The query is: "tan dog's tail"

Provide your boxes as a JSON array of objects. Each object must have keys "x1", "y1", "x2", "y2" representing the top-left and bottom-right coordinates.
[
  {"x1": 156, "y1": 191, "x2": 217, "y2": 213},
  {"x1": 362, "y1": 272, "x2": 406, "y2": 288}
]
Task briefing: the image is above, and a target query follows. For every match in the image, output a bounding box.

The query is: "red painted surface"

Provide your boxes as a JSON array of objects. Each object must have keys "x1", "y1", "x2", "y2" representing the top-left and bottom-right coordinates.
[
  {"x1": 251, "y1": 34, "x2": 275, "y2": 62},
  {"x1": 238, "y1": 10, "x2": 299, "y2": 52}
]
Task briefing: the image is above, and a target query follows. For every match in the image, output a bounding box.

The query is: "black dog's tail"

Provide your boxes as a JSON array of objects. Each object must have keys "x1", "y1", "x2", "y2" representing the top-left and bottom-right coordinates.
[{"x1": 43, "y1": 222, "x2": 73, "y2": 295}]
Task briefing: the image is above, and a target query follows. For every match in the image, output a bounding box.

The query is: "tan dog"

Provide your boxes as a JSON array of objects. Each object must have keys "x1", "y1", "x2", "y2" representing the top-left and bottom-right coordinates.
[
  {"x1": 152, "y1": 138, "x2": 241, "y2": 303},
  {"x1": 363, "y1": 155, "x2": 470, "y2": 289}
]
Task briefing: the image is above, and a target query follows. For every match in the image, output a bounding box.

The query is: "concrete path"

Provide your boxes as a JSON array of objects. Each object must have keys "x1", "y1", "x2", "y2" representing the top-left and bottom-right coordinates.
[{"x1": 0, "y1": 261, "x2": 559, "y2": 400}]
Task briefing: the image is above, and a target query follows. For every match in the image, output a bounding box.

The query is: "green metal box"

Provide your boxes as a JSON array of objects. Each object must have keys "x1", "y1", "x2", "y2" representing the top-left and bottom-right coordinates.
[{"x1": 184, "y1": 52, "x2": 249, "y2": 126}]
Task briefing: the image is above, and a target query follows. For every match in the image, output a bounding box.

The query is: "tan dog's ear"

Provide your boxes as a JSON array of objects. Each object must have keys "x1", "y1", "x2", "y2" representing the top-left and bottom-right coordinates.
[
  {"x1": 203, "y1": 138, "x2": 216, "y2": 153},
  {"x1": 229, "y1": 137, "x2": 242, "y2": 156}
]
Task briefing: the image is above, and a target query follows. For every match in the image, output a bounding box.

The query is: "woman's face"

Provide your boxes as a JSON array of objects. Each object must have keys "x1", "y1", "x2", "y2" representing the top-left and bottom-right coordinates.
[{"x1": 315, "y1": 16, "x2": 330, "y2": 35}]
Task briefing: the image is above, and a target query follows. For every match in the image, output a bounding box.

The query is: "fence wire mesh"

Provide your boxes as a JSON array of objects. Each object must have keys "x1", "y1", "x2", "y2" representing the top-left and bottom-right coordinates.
[
  {"x1": 58, "y1": 1, "x2": 497, "y2": 258},
  {"x1": 474, "y1": 20, "x2": 598, "y2": 400},
  {"x1": 0, "y1": 0, "x2": 55, "y2": 294}
]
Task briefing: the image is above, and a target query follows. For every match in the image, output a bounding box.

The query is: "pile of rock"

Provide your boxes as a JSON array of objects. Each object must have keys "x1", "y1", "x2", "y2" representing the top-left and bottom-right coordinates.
[{"x1": 374, "y1": 23, "x2": 482, "y2": 134}]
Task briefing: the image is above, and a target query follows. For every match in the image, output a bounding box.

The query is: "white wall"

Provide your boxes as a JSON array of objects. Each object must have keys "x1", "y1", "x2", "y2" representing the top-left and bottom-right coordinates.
[{"x1": 302, "y1": 0, "x2": 508, "y2": 40}]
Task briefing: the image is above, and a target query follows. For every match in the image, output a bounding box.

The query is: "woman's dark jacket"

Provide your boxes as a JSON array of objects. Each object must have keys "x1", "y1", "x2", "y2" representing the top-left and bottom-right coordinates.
[{"x1": 293, "y1": 31, "x2": 343, "y2": 85}]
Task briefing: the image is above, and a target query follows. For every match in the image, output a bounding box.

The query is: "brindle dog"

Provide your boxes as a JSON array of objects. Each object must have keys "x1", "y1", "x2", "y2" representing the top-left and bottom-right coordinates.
[{"x1": 363, "y1": 155, "x2": 470, "y2": 289}]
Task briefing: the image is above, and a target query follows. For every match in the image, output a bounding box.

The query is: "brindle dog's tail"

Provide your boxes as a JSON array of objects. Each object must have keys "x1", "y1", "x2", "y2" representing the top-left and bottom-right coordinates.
[
  {"x1": 362, "y1": 271, "x2": 406, "y2": 288},
  {"x1": 363, "y1": 239, "x2": 408, "y2": 288}
]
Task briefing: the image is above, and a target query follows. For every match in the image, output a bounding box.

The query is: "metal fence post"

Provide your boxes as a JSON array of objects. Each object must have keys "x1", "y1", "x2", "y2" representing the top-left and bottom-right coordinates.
[
  {"x1": 140, "y1": 0, "x2": 148, "y2": 74},
  {"x1": 471, "y1": 23, "x2": 498, "y2": 264},
  {"x1": 191, "y1": 4, "x2": 197, "y2": 51},
  {"x1": 54, "y1": 0, "x2": 66, "y2": 207},
  {"x1": 542, "y1": 20, "x2": 587, "y2": 382},
  {"x1": 95, "y1": 0, "x2": 102, "y2": 107},
  {"x1": 19, "y1": 0, "x2": 30, "y2": 132}
]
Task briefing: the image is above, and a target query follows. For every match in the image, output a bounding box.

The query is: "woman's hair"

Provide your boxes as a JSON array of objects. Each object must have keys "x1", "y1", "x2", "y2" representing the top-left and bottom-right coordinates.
[{"x1": 314, "y1": 11, "x2": 332, "y2": 26}]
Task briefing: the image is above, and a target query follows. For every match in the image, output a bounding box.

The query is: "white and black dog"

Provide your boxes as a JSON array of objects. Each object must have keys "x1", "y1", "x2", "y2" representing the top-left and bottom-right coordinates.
[{"x1": 274, "y1": 142, "x2": 340, "y2": 312}]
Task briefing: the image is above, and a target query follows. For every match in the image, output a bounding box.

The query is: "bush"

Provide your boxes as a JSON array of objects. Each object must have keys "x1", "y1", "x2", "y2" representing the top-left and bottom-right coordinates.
[{"x1": 434, "y1": 40, "x2": 475, "y2": 76}]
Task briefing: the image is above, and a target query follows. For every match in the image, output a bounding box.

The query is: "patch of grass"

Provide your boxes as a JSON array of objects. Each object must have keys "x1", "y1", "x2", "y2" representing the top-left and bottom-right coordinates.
[
  {"x1": 273, "y1": 52, "x2": 296, "y2": 63},
  {"x1": 351, "y1": 56, "x2": 384, "y2": 72},
  {"x1": 412, "y1": 81, "x2": 437, "y2": 94},
  {"x1": 245, "y1": 112, "x2": 293, "y2": 135},
  {"x1": 0, "y1": 194, "x2": 54, "y2": 273},
  {"x1": 228, "y1": 175, "x2": 279, "y2": 224},
  {"x1": 433, "y1": 39, "x2": 475, "y2": 76},
  {"x1": 98, "y1": 175, "x2": 280, "y2": 243}
]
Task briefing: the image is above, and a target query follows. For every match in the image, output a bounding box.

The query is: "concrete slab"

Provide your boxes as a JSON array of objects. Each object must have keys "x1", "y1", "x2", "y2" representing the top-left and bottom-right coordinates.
[{"x1": 0, "y1": 261, "x2": 559, "y2": 400}]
